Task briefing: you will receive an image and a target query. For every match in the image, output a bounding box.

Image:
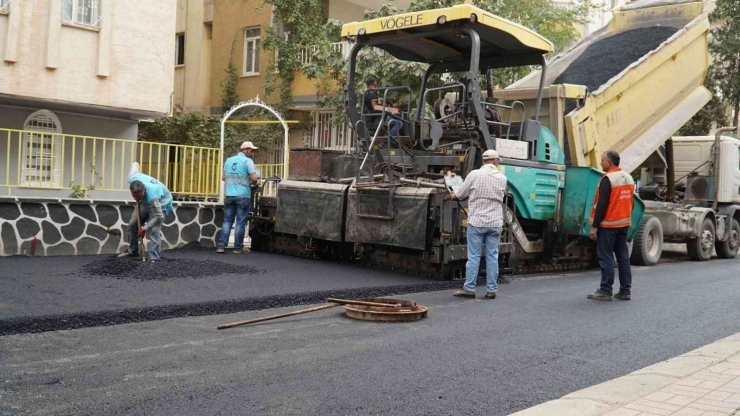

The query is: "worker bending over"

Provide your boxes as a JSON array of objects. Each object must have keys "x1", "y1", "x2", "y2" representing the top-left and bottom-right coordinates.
[
  {"x1": 118, "y1": 173, "x2": 173, "y2": 261},
  {"x1": 449, "y1": 149, "x2": 508, "y2": 299},
  {"x1": 588, "y1": 150, "x2": 634, "y2": 301}
]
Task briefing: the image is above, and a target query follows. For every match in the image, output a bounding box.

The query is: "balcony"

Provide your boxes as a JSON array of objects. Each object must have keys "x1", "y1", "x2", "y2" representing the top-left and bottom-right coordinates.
[
  {"x1": 292, "y1": 41, "x2": 351, "y2": 99},
  {"x1": 299, "y1": 41, "x2": 351, "y2": 67}
]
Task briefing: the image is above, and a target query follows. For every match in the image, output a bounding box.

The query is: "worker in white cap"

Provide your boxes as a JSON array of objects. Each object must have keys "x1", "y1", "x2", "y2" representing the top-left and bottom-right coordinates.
[
  {"x1": 449, "y1": 149, "x2": 508, "y2": 299},
  {"x1": 217, "y1": 141, "x2": 260, "y2": 254}
]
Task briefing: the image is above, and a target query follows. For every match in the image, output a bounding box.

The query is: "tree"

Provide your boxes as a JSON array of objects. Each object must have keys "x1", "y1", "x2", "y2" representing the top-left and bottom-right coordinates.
[
  {"x1": 678, "y1": 70, "x2": 729, "y2": 136},
  {"x1": 710, "y1": 0, "x2": 740, "y2": 130},
  {"x1": 138, "y1": 112, "x2": 274, "y2": 151}
]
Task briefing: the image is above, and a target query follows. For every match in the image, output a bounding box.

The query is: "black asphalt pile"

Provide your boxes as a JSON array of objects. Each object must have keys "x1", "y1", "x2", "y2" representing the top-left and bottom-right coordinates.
[
  {"x1": 82, "y1": 257, "x2": 256, "y2": 280},
  {"x1": 0, "y1": 277, "x2": 507, "y2": 336},
  {"x1": 170, "y1": 241, "x2": 205, "y2": 252},
  {"x1": 554, "y1": 26, "x2": 679, "y2": 92}
]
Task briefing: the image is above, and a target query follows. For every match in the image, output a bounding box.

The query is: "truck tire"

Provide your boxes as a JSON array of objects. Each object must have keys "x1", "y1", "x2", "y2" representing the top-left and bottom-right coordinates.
[
  {"x1": 630, "y1": 215, "x2": 663, "y2": 266},
  {"x1": 687, "y1": 217, "x2": 716, "y2": 261},
  {"x1": 716, "y1": 219, "x2": 740, "y2": 259}
]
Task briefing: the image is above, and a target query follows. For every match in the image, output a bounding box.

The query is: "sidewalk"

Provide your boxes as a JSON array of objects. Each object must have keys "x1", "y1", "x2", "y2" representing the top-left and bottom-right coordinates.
[{"x1": 513, "y1": 333, "x2": 740, "y2": 416}]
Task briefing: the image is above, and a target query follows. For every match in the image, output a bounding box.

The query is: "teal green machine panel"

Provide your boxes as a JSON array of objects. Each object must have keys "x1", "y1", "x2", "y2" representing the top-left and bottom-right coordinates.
[
  {"x1": 499, "y1": 165, "x2": 565, "y2": 221},
  {"x1": 561, "y1": 166, "x2": 645, "y2": 240},
  {"x1": 537, "y1": 126, "x2": 565, "y2": 165}
]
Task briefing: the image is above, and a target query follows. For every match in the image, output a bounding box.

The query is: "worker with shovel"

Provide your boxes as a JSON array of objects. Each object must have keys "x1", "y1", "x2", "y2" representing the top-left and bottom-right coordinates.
[{"x1": 118, "y1": 173, "x2": 173, "y2": 261}]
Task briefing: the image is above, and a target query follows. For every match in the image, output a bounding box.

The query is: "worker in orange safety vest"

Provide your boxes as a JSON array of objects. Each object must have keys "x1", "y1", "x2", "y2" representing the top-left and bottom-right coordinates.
[{"x1": 587, "y1": 150, "x2": 635, "y2": 302}]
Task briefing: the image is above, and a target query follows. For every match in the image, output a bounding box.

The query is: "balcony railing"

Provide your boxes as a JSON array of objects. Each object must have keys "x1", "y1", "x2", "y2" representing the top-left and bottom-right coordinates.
[{"x1": 299, "y1": 41, "x2": 351, "y2": 67}]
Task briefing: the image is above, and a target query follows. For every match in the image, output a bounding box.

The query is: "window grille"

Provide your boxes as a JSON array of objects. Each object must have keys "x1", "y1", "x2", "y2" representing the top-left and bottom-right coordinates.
[
  {"x1": 62, "y1": 0, "x2": 101, "y2": 27},
  {"x1": 21, "y1": 110, "x2": 63, "y2": 187}
]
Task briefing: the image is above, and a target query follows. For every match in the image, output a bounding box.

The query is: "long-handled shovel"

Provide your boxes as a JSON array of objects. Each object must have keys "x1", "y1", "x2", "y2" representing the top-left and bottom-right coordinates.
[{"x1": 136, "y1": 202, "x2": 145, "y2": 262}]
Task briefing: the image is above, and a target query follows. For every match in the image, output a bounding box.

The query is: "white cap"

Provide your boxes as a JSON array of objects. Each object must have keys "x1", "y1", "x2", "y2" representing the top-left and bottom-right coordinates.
[
  {"x1": 482, "y1": 149, "x2": 500, "y2": 160},
  {"x1": 240, "y1": 141, "x2": 259, "y2": 150}
]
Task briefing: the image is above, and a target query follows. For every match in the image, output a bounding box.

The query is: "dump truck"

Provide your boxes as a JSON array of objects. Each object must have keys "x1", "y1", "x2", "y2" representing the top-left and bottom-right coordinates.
[
  {"x1": 497, "y1": 0, "x2": 740, "y2": 264},
  {"x1": 249, "y1": 0, "x2": 726, "y2": 278},
  {"x1": 630, "y1": 130, "x2": 740, "y2": 264}
]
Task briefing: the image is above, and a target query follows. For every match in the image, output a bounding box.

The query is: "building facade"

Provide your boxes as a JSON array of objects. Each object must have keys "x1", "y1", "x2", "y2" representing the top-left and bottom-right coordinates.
[{"x1": 0, "y1": 0, "x2": 177, "y2": 198}]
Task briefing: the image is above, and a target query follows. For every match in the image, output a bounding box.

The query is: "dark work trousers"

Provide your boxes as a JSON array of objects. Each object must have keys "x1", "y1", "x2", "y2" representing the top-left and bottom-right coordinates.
[{"x1": 596, "y1": 226, "x2": 632, "y2": 295}]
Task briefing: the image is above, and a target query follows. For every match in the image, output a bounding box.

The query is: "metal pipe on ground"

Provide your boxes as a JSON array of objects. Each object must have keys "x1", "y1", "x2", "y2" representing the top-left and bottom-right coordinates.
[{"x1": 216, "y1": 298, "x2": 402, "y2": 330}]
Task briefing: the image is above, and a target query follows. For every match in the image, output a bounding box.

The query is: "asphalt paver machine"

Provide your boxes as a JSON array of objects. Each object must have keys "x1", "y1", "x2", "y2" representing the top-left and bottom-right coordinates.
[{"x1": 250, "y1": 5, "x2": 644, "y2": 278}]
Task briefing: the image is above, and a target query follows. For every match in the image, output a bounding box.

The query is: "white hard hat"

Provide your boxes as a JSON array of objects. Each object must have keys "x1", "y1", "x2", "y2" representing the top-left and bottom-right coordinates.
[
  {"x1": 482, "y1": 149, "x2": 500, "y2": 160},
  {"x1": 240, "y1": 141, "x2": 259, "y2": 150}
]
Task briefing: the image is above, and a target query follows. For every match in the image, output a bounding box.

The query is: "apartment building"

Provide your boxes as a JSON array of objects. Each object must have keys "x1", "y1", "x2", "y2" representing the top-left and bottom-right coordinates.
[{"x1": 0, "y1": 0, "x2": 177, "y2": 198}]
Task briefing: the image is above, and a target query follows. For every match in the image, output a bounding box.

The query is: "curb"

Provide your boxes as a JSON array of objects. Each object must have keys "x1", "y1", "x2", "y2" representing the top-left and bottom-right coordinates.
[{"x1": 511, "y1": 333, "x2": 740, "y2": 416}]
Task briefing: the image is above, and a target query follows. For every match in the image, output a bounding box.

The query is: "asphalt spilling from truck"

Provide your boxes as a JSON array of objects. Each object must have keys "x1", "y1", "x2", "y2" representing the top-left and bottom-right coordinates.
[
  {"x1": 556, "y1": 25, "x2": 679, "y2": 163},
  {"x1": 554, "y1": 26, "x2": 679, "y2": 93}
]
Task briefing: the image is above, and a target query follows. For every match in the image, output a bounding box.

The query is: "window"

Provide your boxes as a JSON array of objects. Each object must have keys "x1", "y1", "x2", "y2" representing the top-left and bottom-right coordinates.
[
  {"x1": 175, "y1": 33, "x2": 185, "y2": 66},
  {"x1": 243, "y1": 27, "x2": 261, "y2": 75},
  {"x1": 21, "y1": 110, "x2": 63, "y2": 187},
  {"x1": 269, "y1": 140, "x2": 284, "y2": 165},
  {"x1": 62, "y1": 0, "x2": 101, "y2": 27},
  {"x1": 312, "y1": 110, "x2": 352, "y2": 151},
  {"x1": 0, "y1": 0, "x2": 10, "y2": 14}
]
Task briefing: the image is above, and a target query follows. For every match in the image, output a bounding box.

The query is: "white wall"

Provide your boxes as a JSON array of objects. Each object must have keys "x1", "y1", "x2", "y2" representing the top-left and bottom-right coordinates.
[{"x1": 0, "y1": 0, "x2": 176, "y2": 116}]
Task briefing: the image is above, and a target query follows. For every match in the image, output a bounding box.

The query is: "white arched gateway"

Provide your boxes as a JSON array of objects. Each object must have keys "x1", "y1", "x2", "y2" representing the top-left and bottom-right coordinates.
[
  {"x1": 219, "y1": 97, "x2": 290, "y2": 249},
  {"x1": 219, "y1": 96, "x2": 289, "y2": 204}
]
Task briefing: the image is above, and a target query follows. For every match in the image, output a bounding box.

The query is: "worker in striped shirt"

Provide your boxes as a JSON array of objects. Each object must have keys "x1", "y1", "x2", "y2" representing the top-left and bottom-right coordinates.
[{"x1": 449, "y1": 149, "x2": 508, "y2": 299}]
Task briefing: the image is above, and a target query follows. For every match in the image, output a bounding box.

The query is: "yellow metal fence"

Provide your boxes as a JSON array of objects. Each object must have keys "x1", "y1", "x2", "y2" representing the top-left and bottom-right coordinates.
[
  {"x1": 0, "y1": 128, "x2": 289, "y2": 199},
  {"x1": 0, "y1": 128, "x2": 222, "y2": 199}
]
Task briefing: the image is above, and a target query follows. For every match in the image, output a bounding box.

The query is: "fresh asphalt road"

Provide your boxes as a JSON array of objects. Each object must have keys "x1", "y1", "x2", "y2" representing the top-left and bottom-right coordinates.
[{"x1": 2, "y1": 257, "x2": 740, "y2": 416}]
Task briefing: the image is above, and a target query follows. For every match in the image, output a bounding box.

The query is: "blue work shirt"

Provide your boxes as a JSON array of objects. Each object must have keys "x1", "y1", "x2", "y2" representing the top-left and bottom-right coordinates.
[
  {"x1": 224, "y1": 153, "x2": 258, "y2": 197},
  {"x1": 129, "y1": 173, "x2": 174, "y2": 216}
]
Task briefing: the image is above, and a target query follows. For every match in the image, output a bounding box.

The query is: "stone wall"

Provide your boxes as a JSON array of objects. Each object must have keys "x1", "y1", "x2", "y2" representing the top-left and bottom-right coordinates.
[{"x1": 0, "y1": 197, "x2": 224, "y2": 256}]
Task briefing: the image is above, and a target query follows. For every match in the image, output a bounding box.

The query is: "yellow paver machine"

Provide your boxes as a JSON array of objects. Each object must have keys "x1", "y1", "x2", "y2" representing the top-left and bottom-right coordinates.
[{"x1": 250, "y1": 1, "x2": 720, "y2": 277}]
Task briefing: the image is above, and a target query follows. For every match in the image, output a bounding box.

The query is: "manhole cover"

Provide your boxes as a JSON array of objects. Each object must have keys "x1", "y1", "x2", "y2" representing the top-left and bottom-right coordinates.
[{"x1": 342, "y1": 297, "x2": 428, "y2": 322}]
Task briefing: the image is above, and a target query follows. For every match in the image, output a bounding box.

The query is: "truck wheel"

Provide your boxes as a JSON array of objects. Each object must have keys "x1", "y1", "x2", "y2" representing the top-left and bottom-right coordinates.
[
  {"x1": 630, "y1": 215, "x2": 663, "y2": 266},
  {"x1": 687, "y1": 217, "x2": 716, "y2": 261},
  {"x1": 716, "y1": 219, "x2": 740, "y2": 259}
]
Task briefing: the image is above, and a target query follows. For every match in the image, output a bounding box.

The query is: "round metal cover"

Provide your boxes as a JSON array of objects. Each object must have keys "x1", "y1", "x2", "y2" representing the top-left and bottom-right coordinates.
[{"x1": 342, "y1": 297, "x2": 428, "y2": 322}]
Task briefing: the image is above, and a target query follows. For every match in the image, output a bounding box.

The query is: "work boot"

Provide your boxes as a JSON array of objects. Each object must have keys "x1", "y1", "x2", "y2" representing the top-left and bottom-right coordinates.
[
  {"x1": 587, "y1": 291, "x2": 613, "y2": 301},
  {"x1": 614, "y1": 292, "x2": 631, "y2": 301},
  {"x1": 453, "y1": 290, "x2": 476, "y2": 298},
  {"x1": 216, "y1": 247, "x2": 225, "y2": 254},
  {"x1": 233, "y1": 247, "x2": 249, "y2": 254},
  {"x1": 485, "y1": 292, "x2": 497, "y2": 299},
  {"x1": 117, "y1": 251, "x2": 137, "y2": 258}
]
